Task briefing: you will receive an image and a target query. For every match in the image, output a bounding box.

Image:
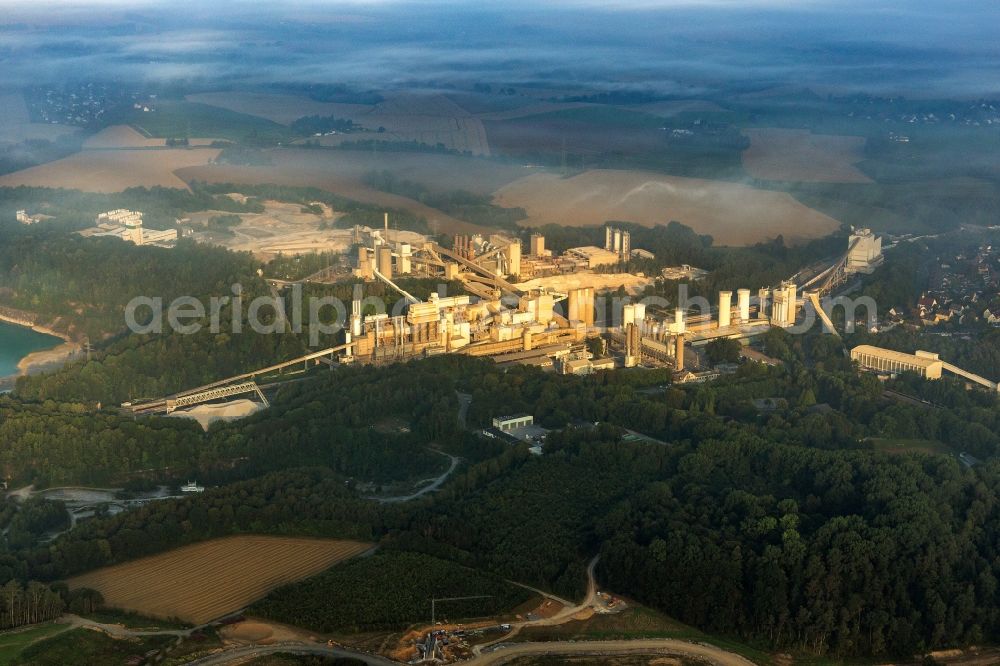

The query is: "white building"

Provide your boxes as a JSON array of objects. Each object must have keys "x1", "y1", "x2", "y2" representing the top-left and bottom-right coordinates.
[
  {"x1": 847, "y1": 228, "x2": 884, "y2": 274},
  {"x1": 492, "y1": 414, "x2": 534, "y2": 432},
  {"x1": 84, "y1": 210, "x2": 178, "y2": 247}
]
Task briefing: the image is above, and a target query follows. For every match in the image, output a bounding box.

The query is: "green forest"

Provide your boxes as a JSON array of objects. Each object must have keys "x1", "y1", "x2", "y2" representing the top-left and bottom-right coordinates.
[
  {"x1": 1, "y1": 348, "x2": 1000, "y2": 658},
  {"x1": 251, "y1": 550, "x2": 531, "y2": 632}
]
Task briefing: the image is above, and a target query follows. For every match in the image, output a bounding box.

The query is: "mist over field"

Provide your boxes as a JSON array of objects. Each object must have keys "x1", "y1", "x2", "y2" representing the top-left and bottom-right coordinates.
[{"x1": 1, "y1": 0, "x2": 998, "y2": 97}]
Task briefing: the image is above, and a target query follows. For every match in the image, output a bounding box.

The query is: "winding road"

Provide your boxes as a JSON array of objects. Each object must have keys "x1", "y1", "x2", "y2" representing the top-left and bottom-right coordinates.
[
  {"x1": 175, "y1": 553, "x2": 757, "y2": 666},
  {"x1": 367, "y1": 451, "x2": 460, "y2": 503}
]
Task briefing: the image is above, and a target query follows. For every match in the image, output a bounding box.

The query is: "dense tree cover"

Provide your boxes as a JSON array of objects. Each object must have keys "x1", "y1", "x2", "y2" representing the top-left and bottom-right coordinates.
[
  {"x1": 3, "y1": 498, "x2": 70, "y2": 550},
  {"x1": 7, "y1": 325, "x2": 1000, "y2": 659},
  {"x1": 21, "y1": 468, "x2": 382, "y2": 581},
  {"x1": 0, "y1": 396, "x2": 203, "y2": 486},
  {"x1": 0, "y1": 580, "x2": 65, "y2": 629},
  {"x1": 0, "y1": 184, "x2": 262, "y2": 232},
  {"x1": 0, "y1": 231, "x2": 259, "y2": 339},
  {"x1": 705, "y1": 338, "x2": 742, "y2": 365},
  {"x1": 4, "y1": 358, "x2": 471, "y2": 486},
  {"x1": 251, "y1": 550, "x2": 532, "y2": 632}
]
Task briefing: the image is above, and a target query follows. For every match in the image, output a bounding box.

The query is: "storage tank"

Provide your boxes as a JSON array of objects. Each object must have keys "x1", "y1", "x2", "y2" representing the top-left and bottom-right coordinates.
[{"x1": 718, "y1": 291, "x2": 732, "y2": 328}]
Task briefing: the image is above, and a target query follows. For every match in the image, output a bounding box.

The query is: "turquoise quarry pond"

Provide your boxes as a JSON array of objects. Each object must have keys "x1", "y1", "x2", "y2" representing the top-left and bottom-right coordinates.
[{"x1": 0, "y1": 320, "x2": 62, "y2": 378}]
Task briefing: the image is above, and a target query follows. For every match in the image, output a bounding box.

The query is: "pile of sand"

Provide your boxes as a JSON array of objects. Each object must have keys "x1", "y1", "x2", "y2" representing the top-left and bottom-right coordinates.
[{"x1": 169, "y1": 399, "x2": 264, "y2": 430}]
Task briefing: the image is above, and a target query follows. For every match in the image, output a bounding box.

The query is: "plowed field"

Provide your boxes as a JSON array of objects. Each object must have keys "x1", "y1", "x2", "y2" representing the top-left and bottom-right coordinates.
[{"x1": 66, "y1": 536, "x2": 372, "y2": 624}]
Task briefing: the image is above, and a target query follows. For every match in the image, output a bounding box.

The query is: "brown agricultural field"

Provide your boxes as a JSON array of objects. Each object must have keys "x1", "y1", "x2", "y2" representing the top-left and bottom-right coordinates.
[
  {"x1": 83, "y1": 125, "x2": 167, "y2": 149},
  {"x1": 66, "y1": 536, "x2": 372, "y2": 624},
  {"x1": 82, "y1": 125, "x2": 221, "y2": 150},
  {"x1": 177, "y1": 148, "x2": 530, "y2": 235},
  {"x1": 0, "y1": 147, "x2": 221, "y2": 191},
  {"x1": 494, "y1": 169, "x2": 841, "y2": 246},
  {"x1": 741, "y1": 127, "x2": 873, "y2": 183}
]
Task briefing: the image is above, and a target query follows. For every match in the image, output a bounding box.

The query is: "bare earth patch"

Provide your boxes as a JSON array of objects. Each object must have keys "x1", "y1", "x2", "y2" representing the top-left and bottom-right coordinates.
[
  {"x1": 83, "y1": 125, "x2": 167, "y2": 149},
  {"x1": 741, "y1": 128, "x2": 872, "y2": 183},
  {"x1": 515, "y1": 273, "x2": 653, "y2": 296},
  {"x1": 494, "y1": 169, "x2": 841, "y2": 246},
  {"x1": 66, "y1": 535, "x2": 372, "y2": 624},
  {"x1": 0, "y1": 147, "x2": 221, "y2": 191},
  {"x1": 177, "y1": 149, "x2": 522, "y2": 235}
]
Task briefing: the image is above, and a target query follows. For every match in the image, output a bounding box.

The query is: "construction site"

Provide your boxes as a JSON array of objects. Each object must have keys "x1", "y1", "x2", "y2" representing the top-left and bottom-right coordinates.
[{"x1": 125, "y1": 222, "x2": 888, "y2": 417}]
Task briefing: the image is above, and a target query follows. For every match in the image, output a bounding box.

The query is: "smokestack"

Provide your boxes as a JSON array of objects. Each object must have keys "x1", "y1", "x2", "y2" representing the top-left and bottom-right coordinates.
[
  {"x1": 675, "y1": 335, "x2": 684, "y2": 371},
  {"x1": 384, "y1": 212, "x2": 389, "y2": 242}
]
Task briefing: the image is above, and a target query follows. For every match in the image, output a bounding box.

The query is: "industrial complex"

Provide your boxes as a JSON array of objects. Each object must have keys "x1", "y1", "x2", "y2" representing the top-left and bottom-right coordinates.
[
  {"x1": 126, "y1": 219, "x2": 898, "y2": 418},
  {"x1": 78, "y1": 209, "x2": 179, "y2": 247}
]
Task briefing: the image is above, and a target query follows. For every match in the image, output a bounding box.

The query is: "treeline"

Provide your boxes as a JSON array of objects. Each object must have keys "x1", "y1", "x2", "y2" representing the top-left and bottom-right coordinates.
[
  {"x1": 0, "y1": 580, "x2": 66, "y2": 629},
  {"x1": 250, "y1": 550, "x2": 531, "y2": 632},
  {"x1": 0, "y1": 231, "x2": 260, "y2": 339},
  {"x1": 20, "y1": 468, "x2": 383, "y2": 581},
  {"x1": 0, "y1": 183, "x2": 263, "y2": 232},
  {"x1": 191, "y1": 180, "x2": 435, "y2": 235},
  {"x1": 6, "y1": 358, "x2": 469, "y2": 487}
]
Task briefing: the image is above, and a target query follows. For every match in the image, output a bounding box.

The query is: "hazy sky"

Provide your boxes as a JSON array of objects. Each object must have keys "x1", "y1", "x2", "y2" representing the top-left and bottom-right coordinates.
[{"x1": 1, "y1": 1, "x2": 997, "y2": 97}]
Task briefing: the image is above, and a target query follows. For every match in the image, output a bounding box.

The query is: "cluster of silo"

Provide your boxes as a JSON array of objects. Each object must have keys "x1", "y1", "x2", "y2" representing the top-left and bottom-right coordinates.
[
  {"x1": 768, "y1": 281, "x2": 798, "y2": 327},
  {"x1": 568, "y1": 287, "x2": 596, "y2": 327},
  {"x1": 718, "y1": 288, "x2": 754, "y2": 328}
]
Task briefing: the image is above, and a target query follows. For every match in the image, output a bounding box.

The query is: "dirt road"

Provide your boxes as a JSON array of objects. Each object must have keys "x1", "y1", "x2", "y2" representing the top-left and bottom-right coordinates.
[{"x1": 468, "y1": 638, "x2": 757, "y2": 666}]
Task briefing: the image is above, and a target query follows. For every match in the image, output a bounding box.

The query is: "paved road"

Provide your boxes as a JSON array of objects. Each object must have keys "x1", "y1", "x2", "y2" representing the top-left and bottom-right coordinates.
[
  {"x1": 186, "y1": 641, "x2": 397, "y2": 665},
  {"x1": 367, "y1": 451, "x2": 460, "y2": 503},
  {"x1": 467, "y1": 639, "x2": 757, "y2": 666}
]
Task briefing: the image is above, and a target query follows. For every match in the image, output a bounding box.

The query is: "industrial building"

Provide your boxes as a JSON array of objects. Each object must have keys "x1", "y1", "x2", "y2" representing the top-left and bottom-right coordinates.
[
  {"x1": 563, "y1": 246, "x2": 622, "y2": 269},
  {"x1": 851, "y1": 345, "x2": 944, "y2": 379},
  {"x1": 846, "y1": 228, "x2": 884, "y2": 274},
  {"x1": 78, "y1": 210, "x2": 178, "y2": 247},
  {"x1": 850, "y1": 345, "x2": 998, "y2": 391},
  {"x1": 492, "y1": 414, "x2": 534, "y2": 432},
  {"x1": 16, "y1": 210, "x2": 41, "y2": 225}
]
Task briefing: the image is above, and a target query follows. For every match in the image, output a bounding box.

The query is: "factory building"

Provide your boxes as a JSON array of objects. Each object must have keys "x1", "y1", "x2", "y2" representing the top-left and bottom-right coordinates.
[
  {"x1": 846, "y1": 228, "x2": 884, "y2": 275},
  {"x1": 770, "y1": 281, "x2": 798, "y2": 327},
  {"x1": 80, "y1": 210, "x2": 177, "y2": 247},
  {"x1": 564, "y1": 246, "x2": 622, "y2": 269},
  {"x1": 16, "y1": 210, "x2": 40, "y2": 225},
  {"x1": 492, "y1": 414, "x2": 534, "y2": 432},
  {"x1": 851, "y1": 345, "x2": 943, "y2": 379}
]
